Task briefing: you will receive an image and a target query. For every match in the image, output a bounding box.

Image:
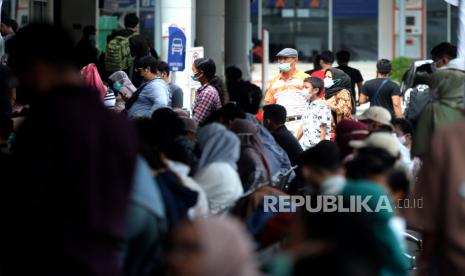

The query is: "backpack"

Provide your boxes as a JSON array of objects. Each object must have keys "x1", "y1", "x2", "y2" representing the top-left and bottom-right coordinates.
[{"x1": 105, "y1": 35, "x2": 133, "y2": 72}]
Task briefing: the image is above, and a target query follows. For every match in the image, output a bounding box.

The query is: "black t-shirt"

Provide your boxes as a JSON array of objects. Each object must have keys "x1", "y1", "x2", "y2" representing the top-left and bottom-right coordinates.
[
  {"x1": 337, "y1": 65, "x2": 364, "y2": 95},
  {"x1": 362, "y1": 78, "x2": 401, "y2": 117},
  {"x1": 271, "y1": 125, "x2": 303, "y2": 166}
]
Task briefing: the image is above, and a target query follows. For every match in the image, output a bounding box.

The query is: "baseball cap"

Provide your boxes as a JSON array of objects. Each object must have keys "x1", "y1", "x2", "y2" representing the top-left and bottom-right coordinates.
[
  {"x1": 349, "y1": 132, "x2": 400, "y2": 158},
  {"x1": 356, "y1": 106, "x2": 393, "y2": 128},
  {"x1": 276, "y1": 48, "x2": 298, "y2": 58}
]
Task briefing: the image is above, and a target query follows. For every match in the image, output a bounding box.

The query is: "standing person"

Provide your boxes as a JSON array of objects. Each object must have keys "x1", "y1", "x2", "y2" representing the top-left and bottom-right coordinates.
[
  {"x1": 310, "y1": 50, "x2": 334, "y2": 81},
  {"x1": 359, "y1": 59, "x2": 402, "y2": 119},
  {"x1": 412, "y1": 69, "x2": 465, "y2": 157},
  {"x1": 305, "y1": 53, "x2": 322, "y2": 75},
  {"x1": 157, "y1": 61, "x2": 184, "y2": 108},
  {"x1": 191, "y1": 58, "x2": 226, "y2": 125},
  {"x1": 126, "y1": 56, "x2": 170, "y2": 118},
  {"x1": 129, "y1": 34, "x2": 151, "y2": 87},
  {"x1": 336, "y1": 50, "x2": 364, "y2": 103},
  {"x1": 324, "y1": 68, "x2": 353, "y2": 138},
  {"x1": 264, "y1": 48, "x2": 309, "y2": 134},
  {"x1": 430, "y1": 41, "x2": 457, "y2": 69},
  {"x1": 105, "y1": 13, "x2": 139, "y2": 75},
  {"x1": 0, "y1": 17, "x2": 17, "y2": 43},
  {"x1": 263, "y1": 104, "x2": 303, "y2": 166},
  {"x1": 407, "y1": 121, "x2": 465, "y2": 276},
  {"x1": 75, "y1": 26, "x2": 99, "y2": 69},
  {"x1": 297, "y1": 77, "x2": 331, "y2": 150},
  {"x1": 3, "y1": 23, "x2": 138, "y2": 275}
]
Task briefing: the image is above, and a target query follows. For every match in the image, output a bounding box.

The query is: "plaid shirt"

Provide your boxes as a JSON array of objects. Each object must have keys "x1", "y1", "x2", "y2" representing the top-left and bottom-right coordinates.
[{"x1": 192, "y1": 83, "x2": 222, "y2": 124}]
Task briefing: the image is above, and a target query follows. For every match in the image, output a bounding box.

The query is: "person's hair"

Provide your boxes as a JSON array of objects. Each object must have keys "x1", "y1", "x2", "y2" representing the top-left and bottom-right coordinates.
[
  {"x1": 133, "y1": 118, "x2": 166, "y2": 170},
  {"x1": 431, "y1": 42, "x2": 457, "y2": 60},
  {"x1": 82, "y1": 25, "x2": 96, "y2": 37},
  {"x1": 3, "y1": 18, "x2": 18, "y2": 32},
  {"x1": 304, "y1": 77, "x2": 324, "y2": 96},
  {"x1": 226, "y1": 66, "x2": 242, "y2": 82},
  {"x1": 8, "y1": 23, "x2": 76, "y2": 73},
  {"x1": 376, "y1": 59, "x2": 392, "y2": 74},
  {"x1": 300, "y1": 141, "x2": 341, "y2": 172},
  {"x1": 194, "y1": 57, "x2": 227, "y2": 105},
  {"x1": 135, "y1": 55, "x2": 159, "y2": 74},
  {"x1": 263, "y1": 104, "x2": 287, "y2": 125},
  {"x1": 157, "y1": 61, "x2": 170, "y2": 77},
  {"x1": 313, "y1": 54, "x2": 322, "y2": 71},
  {"x1": 202, "y1": 102, "x2": 246, "y2": 127},
  {"x1": 345, "y1": 147, "x2": 397, "y2": 180},
  {"x1": 320, "y1": 50, "x2": 335, "y2": 65},
  {"x1": 388, "y1": 169, "x2": 410, "y2": 196},
  {"x1": 392, "y1": 118, "x2": 413, "y2": 135},
  {"x1": 237, "y1": 82, "x2": 262, "y2": 115},
  {"x1": 336, "y1": 50, "x2": 351, "y2": 64},
  {"x1": 412, "y1": 71, "x2": 430, "y2": 87},
  {"x1": 129, "y1": 35, "x2": 150, "y2": 58},
  {"x1": 151, "y1": 108, "x2": 187, "y2": 162},
  {"x1": 124, "y1": 13, "x2": 140, "y2": 29}
]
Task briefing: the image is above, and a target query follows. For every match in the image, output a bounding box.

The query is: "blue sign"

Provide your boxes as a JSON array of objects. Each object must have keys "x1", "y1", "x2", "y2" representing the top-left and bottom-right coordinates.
[
  {"x1": 168, "y1": 26, "x2": 186, "y2": 72},
  {"x1": 333, "y1": 0, "x2": 378, "y2": 17}
]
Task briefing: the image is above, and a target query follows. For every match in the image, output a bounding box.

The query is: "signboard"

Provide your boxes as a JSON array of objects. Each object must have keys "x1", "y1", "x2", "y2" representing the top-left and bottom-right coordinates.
[
  {"x1": 168, "y1": 26, "x2": 187, "y2": 72},
  {"x1": 333, "y1": 0, "x2": 378, "y2": 17},
  {"x1": 186, "y1": 47, "x2": 204, "y2": 87}
]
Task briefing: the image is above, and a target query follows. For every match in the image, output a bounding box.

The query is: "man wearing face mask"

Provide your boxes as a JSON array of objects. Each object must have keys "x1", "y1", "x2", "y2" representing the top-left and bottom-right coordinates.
[
  {"x1": 75, "y1": 26, "x2": 99, "y2": 70},
  {"x1": 264, "y1": 48, "x2": 309, "y2": 135},
  {"x1": 125, "y1": 56, "x2": 170, "y2": 118}
]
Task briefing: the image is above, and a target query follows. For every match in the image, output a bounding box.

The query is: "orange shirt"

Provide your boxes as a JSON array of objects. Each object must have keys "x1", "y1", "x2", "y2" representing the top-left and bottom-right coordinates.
[{"x1": 264, "y1": 70, "x2": 309, "y2": 117}]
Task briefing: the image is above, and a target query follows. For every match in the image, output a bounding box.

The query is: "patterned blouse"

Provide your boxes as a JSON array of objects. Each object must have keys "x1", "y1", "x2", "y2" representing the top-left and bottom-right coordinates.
[
  {"x1": 192, "y1": 83, "x2": 222, "y2": 125},
  {"x1": 301, "y1": 99, "x2": 332, "y2": 150},
  {"x1": 325, "y1": 89, "x2": 353, "y2": 133}
]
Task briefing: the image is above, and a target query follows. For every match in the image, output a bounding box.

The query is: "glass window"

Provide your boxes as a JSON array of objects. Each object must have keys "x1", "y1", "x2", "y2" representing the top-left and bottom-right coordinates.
[
  {"x1": 253, "y1": 0, "x2": 329, "y2": 62},
  {"x1": 426, "y1": 0, "x2": 448, "y2": 55},
  {"x1": 333, "y1": 0, "x2": 378, "y2": 61},
  {"x1": 98, "y1": 0, "x2": 155, "y2": 52}
]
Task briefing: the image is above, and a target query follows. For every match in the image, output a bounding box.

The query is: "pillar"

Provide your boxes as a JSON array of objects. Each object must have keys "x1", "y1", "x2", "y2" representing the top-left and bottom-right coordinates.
[
  {"x1": 225, "y1": 0, "x2": 251, "y2": 80},
  {"x1": 196, "y1": 0, "x2": 225, "y2": 78}
]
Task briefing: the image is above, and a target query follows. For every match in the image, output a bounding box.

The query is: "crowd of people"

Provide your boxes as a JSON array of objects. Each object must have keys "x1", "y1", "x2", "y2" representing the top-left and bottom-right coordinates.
[{"x1": 0, "y1": 14, "x2": 464, "y2": 276}]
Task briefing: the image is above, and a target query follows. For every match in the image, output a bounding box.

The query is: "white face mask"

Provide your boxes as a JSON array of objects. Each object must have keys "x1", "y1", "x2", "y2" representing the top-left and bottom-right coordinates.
[
  {"x1": 278, "y1": 62, "x2": 291, "y2": 72},
  {"x1": 324, "y1": 77, "x2": 334, "y2": 88}
]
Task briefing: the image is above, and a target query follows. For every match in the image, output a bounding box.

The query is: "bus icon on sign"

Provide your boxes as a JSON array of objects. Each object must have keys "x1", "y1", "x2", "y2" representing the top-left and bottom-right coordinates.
[{"x1": 171, "y1": 38, "x2": 184, "y2": 55}]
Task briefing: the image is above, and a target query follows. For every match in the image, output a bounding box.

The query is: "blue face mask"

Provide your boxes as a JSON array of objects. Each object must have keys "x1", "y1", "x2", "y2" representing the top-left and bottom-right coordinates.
[{"x1": 191, "y1": 72, "x2": 200, "y2": 82}]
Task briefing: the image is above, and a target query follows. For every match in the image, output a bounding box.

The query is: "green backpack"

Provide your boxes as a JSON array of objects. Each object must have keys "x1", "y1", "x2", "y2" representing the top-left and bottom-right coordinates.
[{"x1": 105, "y1": 35, "x2": 133, "y2": 72}]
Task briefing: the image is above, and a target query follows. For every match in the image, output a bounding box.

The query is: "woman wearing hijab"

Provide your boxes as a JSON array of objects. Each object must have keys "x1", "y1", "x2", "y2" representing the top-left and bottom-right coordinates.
[
  {"x1": 230, "y1": 118, "x2": 272, "y2": 191},
  {"x1": 167, "y1": 216, "x2": 261, "y2": 276},
  {"x1": 412, "y1": 69, "x2": 465, "y2": 157},
  {"x1": 324, "y1": 68, "x2": 353, "y2": 138},
  {"x1": 194, "y1": 123, "x2": 244, "y2": 213},
  {"x1": 81, "y1": 63, "x2": 116, "y2": 109}
]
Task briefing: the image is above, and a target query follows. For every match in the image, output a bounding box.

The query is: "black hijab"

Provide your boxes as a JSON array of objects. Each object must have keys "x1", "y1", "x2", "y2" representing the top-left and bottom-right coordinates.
[{"x1": 324, "y1": 68, "x2": 352, "y2": 100}]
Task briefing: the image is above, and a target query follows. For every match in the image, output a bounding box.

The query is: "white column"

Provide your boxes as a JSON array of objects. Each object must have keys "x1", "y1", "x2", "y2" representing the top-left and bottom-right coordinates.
[
  {"x1": 160, "y1": 0, "x2": 195, "y2": 109},
  {"x1": 378, "y1": 0, "x2": 394, "y2": 60},
  {"x1": 196, "y1": 0, "x2": 225, "y2": 78},
  {"x1": 225, "y1": 0, "x2": 251, "y2": 80},
  {"x1": 398, "y1": 0, "x2": 406, "y2": 57}
]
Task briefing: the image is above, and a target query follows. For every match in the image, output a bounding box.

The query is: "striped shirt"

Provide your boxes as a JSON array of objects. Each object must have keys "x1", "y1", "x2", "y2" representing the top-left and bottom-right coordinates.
[{"x1": 264, "y1": 70, "x2": 309, "y2": 117}]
